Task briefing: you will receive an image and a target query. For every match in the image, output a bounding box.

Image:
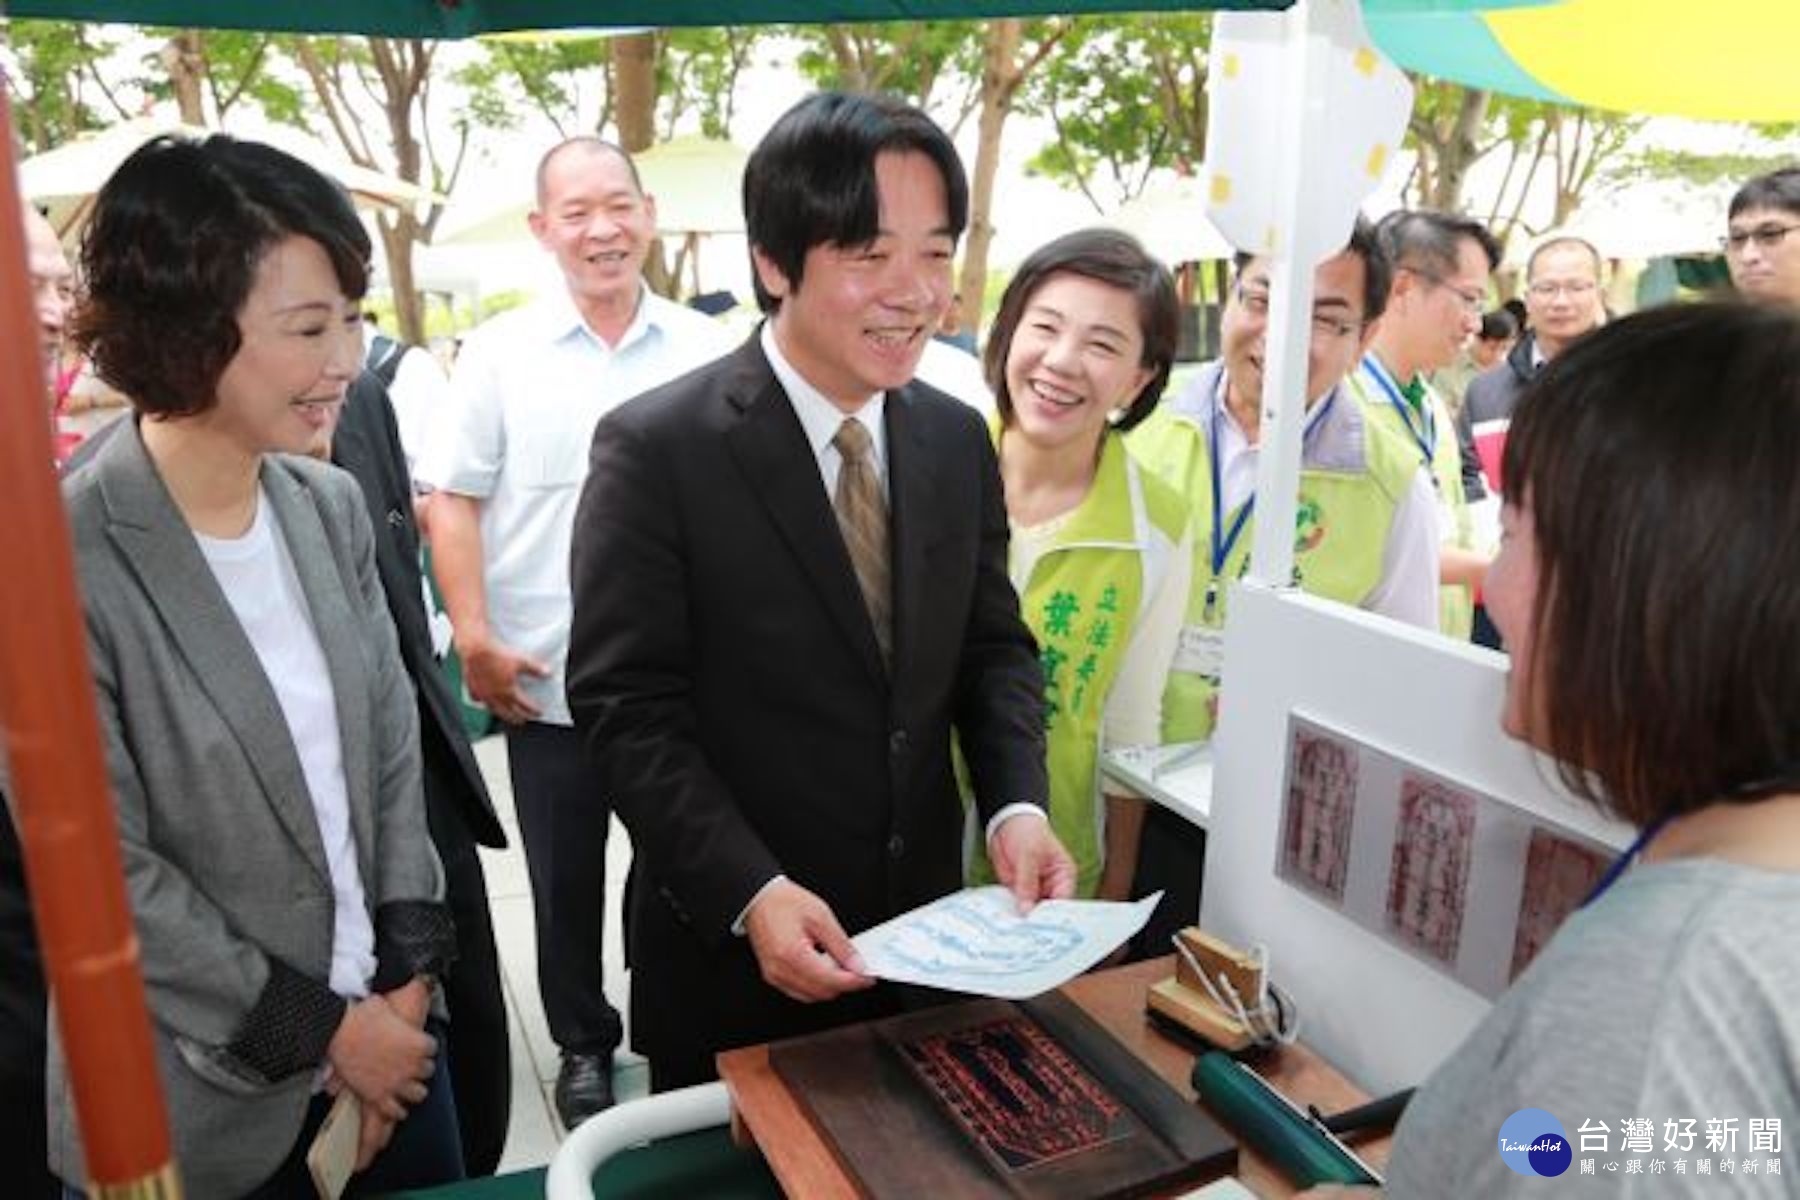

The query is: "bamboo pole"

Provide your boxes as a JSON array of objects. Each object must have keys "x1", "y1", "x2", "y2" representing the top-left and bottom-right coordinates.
[{"x1": 0, "y1": 93, "x2": 180, "y2": 1197}]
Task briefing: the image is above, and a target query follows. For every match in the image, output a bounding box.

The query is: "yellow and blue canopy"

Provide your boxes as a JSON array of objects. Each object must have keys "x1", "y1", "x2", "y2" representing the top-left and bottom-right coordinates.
[{"x1": 1369, "y1": 0, "x2": 1800, "y2": 122}]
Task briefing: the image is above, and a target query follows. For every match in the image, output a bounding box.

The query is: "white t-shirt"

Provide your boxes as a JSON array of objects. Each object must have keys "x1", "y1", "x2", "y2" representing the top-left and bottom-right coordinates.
[
  {"x1": 420, "y1": 286, "x2": 736, "y2": 726},
  {"x1": 195, "y1": 490, "x2": 375, "y2": 999}
]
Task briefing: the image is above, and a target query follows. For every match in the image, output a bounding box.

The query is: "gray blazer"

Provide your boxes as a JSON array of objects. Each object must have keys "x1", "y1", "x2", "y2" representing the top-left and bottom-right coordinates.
[{"x1": 50, "y1": 422, "x2": 449, "y2": 1196}]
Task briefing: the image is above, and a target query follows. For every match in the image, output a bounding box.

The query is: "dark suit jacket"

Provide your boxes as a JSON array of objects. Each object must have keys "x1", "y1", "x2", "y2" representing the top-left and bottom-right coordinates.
[
  {"x1": 566, "y1": 335, "x2": 1047, "y2": 1064},
  {"x1": 332, "y1": 374, "x2": 505, "y2": 850}
]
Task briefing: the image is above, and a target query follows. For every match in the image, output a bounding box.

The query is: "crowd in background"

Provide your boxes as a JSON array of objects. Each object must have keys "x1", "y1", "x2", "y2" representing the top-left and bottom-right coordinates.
[{"x1": 7, "y1": 94, "x2": 1800, "y2": 1196}]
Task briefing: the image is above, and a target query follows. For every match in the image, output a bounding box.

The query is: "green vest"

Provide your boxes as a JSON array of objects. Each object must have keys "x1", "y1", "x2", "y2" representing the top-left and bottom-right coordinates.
[
  {"x1": 967, "y1": 432, "x2": 1189, "y2": 897},
  {"x1": 1128, "y1": 374, "x2": 1416, "y2": 743},
  {"x1": 1347, "y1": 357, "x2": 1476, "y2": 640}
]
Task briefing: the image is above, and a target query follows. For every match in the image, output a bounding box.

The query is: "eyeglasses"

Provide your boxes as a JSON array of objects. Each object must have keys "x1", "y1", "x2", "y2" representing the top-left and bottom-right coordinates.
[
  {"x1": 1525, "y1": 279, "x2": 1597, "y2": 299},
  {"x1": 1235, "y1": 283, "x2": 1363, "y2": 340},
  {"x1": 1721, "y1": 224, "x2": 1800, "y2": 255},
  {"x1": 1402, "y1": 267, "x2": 1485, "y2": 315}
]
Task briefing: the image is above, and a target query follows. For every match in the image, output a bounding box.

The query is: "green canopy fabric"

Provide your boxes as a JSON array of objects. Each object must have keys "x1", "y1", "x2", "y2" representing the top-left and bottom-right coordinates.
[
  {"x1": 3, "y1": 0, "x2": 1543, "y2": 37},
  {"x1": 3, "y1": 0, "x2": 1290, "y2": 36}
]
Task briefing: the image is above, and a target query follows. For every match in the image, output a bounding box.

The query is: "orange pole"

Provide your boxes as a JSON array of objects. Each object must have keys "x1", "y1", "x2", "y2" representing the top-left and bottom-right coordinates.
[{"x1": 0, "y1": 95, "x2": 180, "y2": 1196}]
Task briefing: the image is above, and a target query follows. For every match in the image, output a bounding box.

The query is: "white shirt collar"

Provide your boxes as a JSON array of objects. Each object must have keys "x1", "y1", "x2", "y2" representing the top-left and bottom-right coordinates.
[
  {"x1": 539, "y1": 281, "x2": 664, "y2": 354},
  {"x1": 760, "y1": 321, "x2": 886, "y2": 472}
]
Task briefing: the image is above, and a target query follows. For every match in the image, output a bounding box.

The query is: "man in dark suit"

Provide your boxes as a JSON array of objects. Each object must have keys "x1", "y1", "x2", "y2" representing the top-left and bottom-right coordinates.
[
  {"x1": 326, "y1": 372, "x2": 513, "y2": 1174},
  {"x1": 567, "y1": 91, "x2": 1076, "y2": 1091}
]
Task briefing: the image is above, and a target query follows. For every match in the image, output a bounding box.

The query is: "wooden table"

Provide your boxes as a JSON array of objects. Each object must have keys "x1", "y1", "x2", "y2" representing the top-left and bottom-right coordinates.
[{"x1": 719, "y1": 956, "x2": 1390, "y2": 1199}]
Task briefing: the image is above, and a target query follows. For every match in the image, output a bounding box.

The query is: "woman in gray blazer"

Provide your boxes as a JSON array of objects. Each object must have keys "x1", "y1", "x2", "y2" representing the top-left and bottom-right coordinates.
[{"x1": 54, "y1": 136, "x2": 461, "y2": 1197}]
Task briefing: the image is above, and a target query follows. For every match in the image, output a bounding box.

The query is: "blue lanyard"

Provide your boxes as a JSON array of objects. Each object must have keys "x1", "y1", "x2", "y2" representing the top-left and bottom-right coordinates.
[
  {"x1": 1205, "y1": 378, "x2": 1337, "y2": 619},
  {"x1": 1361, "y1": 354, "x2": 1435, "y2": 467},
  {"x1": 1581, "y1": 812, "x2": 1675, "y2": 908}
]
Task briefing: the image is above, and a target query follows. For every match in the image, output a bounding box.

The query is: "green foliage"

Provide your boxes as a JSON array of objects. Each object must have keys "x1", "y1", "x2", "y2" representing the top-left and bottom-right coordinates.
[
  {"x1": 790, "y1": 21, "x2": 984, "y2": 111},
  {"x1": 3, "y1": 19, "x2": 123, "y2": 152},
  {"x1": 659, "y1": 27, "x2": 760, "y2": 140},
  {"x1": 453, "y1": 38, "x2": 605, "y2": 136},
  {"x1": 1019, "y1": 14, "x2": 1212, "y2": 212},
  {"x1": 136, "y1": 28, "x2": 307, "y2": 124}
]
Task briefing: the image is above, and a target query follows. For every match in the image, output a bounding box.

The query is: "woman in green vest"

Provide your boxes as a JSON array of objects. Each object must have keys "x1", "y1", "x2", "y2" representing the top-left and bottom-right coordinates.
[{"x1": 966, "y1": 229, "x2": 1192, "y2": 899}]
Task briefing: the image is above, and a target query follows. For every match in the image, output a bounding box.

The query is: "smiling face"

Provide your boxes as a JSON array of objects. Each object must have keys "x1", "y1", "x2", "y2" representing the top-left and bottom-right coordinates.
[
  {"x1": 1002, "y1": 272, "x2": 1152, "y2": 455},
  {"x1": 1725, "y1": 205, "x2": 1800, "y2": 305},
  {"x1": 199, "y1": 235, "x2": 364, "y2": 455},
  {"x1": 1223, "y1": 249, "x2": 1376, "y2": 416},
  {"x1": 23, "y1": 202, "x2": 73, "y2": 392},
  {"x1": 755, "y1": 150, "x2": 955, "y2": 411},
  {"x1": 529, "y1": 143, "x2": 658, "y2": 318}
]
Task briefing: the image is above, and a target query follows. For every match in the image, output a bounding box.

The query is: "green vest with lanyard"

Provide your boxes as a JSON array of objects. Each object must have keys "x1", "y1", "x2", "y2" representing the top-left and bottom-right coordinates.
[
  {"x1": 967, "y1": 431, "x2": 1187, "y2": 898},
  {"x1": 1348, "y1": 354, "x2": 1476, "y2": 639},
  {"x1": 1129, "y1": 368, "x2": 1415, "y2": 743}
]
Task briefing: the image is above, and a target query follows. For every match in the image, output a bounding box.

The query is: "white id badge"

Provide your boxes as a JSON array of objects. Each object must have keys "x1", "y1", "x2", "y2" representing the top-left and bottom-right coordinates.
[{"x1": 1172, "y1": 623, "x2": 1226, "y2": 679}]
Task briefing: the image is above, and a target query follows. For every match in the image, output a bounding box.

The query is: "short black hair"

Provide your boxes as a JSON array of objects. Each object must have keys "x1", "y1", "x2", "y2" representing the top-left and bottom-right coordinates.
[
  {"x1": 1376, "y1": 209, "x2": 1501, "y2": 279},
  {"x1": 1729, "y1": 166, "x2": 1800, "y2": 221},
  {"x1": 1231, "y1": 214, "x2": 1392, "y2": 323},
  {"x1": 984, "y1": 229, "x2": 1179, "y2": 434},
  {"x1": 743, "y1": 91, "x2": 968, "y2": 314},
  {"x1": 1479, "y1": 308, "x2": 1519, "y2": 342},
  {"x1": 1503, "y1": 302, "x2": 1800, "y2": 824},
  {"x1": 75, "y1": 134, "x2": 369, "y2": 418}
]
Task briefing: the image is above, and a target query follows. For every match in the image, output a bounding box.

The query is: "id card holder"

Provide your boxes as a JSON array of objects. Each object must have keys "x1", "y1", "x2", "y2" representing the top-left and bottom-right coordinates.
[{"x1": 1173, "y1": 622, "x2": 1226, "y2": 681}]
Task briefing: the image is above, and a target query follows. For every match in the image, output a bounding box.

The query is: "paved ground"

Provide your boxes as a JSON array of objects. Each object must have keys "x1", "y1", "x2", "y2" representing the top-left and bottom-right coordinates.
[{"x1": 470, "y1": 734, "x2": 647, "y2": 1174}]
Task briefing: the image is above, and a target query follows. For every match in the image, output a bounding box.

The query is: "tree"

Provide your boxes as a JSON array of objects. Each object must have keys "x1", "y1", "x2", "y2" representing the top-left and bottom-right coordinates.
[
  {"x1": 1021, "y1": 15, "x2": 1213, "y2": 213},
  {"x1": 1405, "y1": 78, "x2": 1490, "y2": 213},
  {"x1": 285, "y1": 36, "x2": 470, "y2": 343},
  {"x1": 139, "y1": 28, "x2": 308, "y2": 127},
  {"x1": 2, "y1": 20, "x2": 129, "y2": 154},
  {"x1": 792, "y1": 21, "x2": 985, "y2": 122},
  {"x1": 957, "y1": 20, "x2": 1072, "y2": 338}
]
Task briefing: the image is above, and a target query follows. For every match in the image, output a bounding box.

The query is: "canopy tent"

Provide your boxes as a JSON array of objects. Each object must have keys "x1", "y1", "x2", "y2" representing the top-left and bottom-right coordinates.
[
  {"x1": 1, "y1": 2, "x2": 1789, "y2": 1196},
  {"x1": 439, "y1": 135, "x2": 751, "y2": 244},
  {"x1": 20, "y1": 116, "x2": 435, "y2": 234},
  {"x1": 1105, "y1": 176, "x2": 1236, "y2": 265},
  {"x1": 1368, "y1": 0, "x2": 1800, "y2": 122}
]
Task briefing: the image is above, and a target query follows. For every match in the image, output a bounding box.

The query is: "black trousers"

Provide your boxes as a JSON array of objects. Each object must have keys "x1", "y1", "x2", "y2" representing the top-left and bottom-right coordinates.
[
  {"x1": 505, "y1": 722, "x2": 623, "y2": 1058},
  {"x1": 0, "y1": 799, "x2": 56, "y2": 1199},
  {"x1": 420, "y1": 750, "x2": 511, "y2": 1177}
]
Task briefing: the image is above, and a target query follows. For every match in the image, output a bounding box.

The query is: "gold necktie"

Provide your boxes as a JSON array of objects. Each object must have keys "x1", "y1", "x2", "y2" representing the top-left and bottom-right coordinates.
[{"x1": 832, "y1": 418, "x2": 892, "y2": 666}]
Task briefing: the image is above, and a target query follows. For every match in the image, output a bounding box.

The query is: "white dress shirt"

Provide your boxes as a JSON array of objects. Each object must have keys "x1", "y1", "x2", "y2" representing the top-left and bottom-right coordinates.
[{"x1": 420, "y1": 285, "x2": 735, "y2": 725}]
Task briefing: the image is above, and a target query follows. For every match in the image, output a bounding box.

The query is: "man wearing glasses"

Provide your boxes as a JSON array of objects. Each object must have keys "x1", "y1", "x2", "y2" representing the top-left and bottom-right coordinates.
[
  {"x1": 1348, "y1": 211, "x2": 1501, "y2": 642},
  {"x1": 1459, "y1": 236, "x2": 1603, "y2": 500},
  {"x1": 1725, "y1": 168, "x2": 1800, "y2": 306},
  {"x1": 1131, "y1": 217, "x2": 1440, "y2": 746}
]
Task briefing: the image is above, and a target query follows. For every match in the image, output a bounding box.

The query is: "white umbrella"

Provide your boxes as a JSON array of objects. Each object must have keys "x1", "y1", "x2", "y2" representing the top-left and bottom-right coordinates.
[
  {"x1": 1105, "y1": 175, "x2": 1236, "y2": 267},
  {"x1": 438, "y1": 134, "x2": 751, "y2": 246},
  {"x1": 21, "y1": 116, "x2": 435, "y2": 234}
]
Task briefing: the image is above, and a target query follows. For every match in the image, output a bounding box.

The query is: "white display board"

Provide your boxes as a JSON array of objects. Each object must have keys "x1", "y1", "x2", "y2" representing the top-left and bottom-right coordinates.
[{"x1": 1198, "y1": 582, "x2": 1632, "y2": 1097}]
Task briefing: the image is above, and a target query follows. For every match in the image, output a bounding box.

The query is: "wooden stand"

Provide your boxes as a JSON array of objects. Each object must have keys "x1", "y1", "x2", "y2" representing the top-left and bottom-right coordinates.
[{"x1": 719, "y1": 957, "x2": 1391, "y2": 1199}]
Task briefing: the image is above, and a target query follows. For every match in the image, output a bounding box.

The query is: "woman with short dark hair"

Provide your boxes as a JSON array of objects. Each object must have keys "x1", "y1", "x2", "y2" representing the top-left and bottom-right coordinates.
[
  {"x1": 1370, "y1": 301, "x2": 1800, "y2": 1194},
  {"x1": 57, "y1": 134, "x2": 461, "y2": 1197},
  {"x1": 963, "y1": 229, "x2": 1192, "y2": 900}
]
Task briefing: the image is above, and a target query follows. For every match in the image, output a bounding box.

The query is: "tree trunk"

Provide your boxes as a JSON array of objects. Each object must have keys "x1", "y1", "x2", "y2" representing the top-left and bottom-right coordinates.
[
  {"x1": 163, "y1": 31, "x2": 207, "y2": 125},
  {"x1": 956, "y1": 20, "x2": 1024, "y2": 343},
  {"x1": 1429, "y1": 88, "x2": 1490, "y2": 212},
  {"x1": 379, "y1": 215, "x2": 424, "y2": 346},
  {"x1": 611, "y1": 32, "x2": 673, "y2": 297}
]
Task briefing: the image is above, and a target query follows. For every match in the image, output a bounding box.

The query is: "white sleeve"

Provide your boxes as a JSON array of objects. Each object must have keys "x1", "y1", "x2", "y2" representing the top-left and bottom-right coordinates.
[
  {"x1": 416, "y1": 330, "x2": 504, "y2": 498},
  {"x1": 388, "y1": 348, "x2": 452, "y2": 477},
  {"x1": 1101, "y1": 522, "x2": 1193, "y2": 750},
  {"x1": 1364, "y1": 466, "x2": 1441, "y2": 630}
]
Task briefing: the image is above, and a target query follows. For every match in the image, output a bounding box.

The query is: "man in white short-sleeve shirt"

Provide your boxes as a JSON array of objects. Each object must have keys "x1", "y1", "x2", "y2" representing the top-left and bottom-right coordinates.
[{"x1": 420, "y1": 138, "x2": 731, "y2": 1126}]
